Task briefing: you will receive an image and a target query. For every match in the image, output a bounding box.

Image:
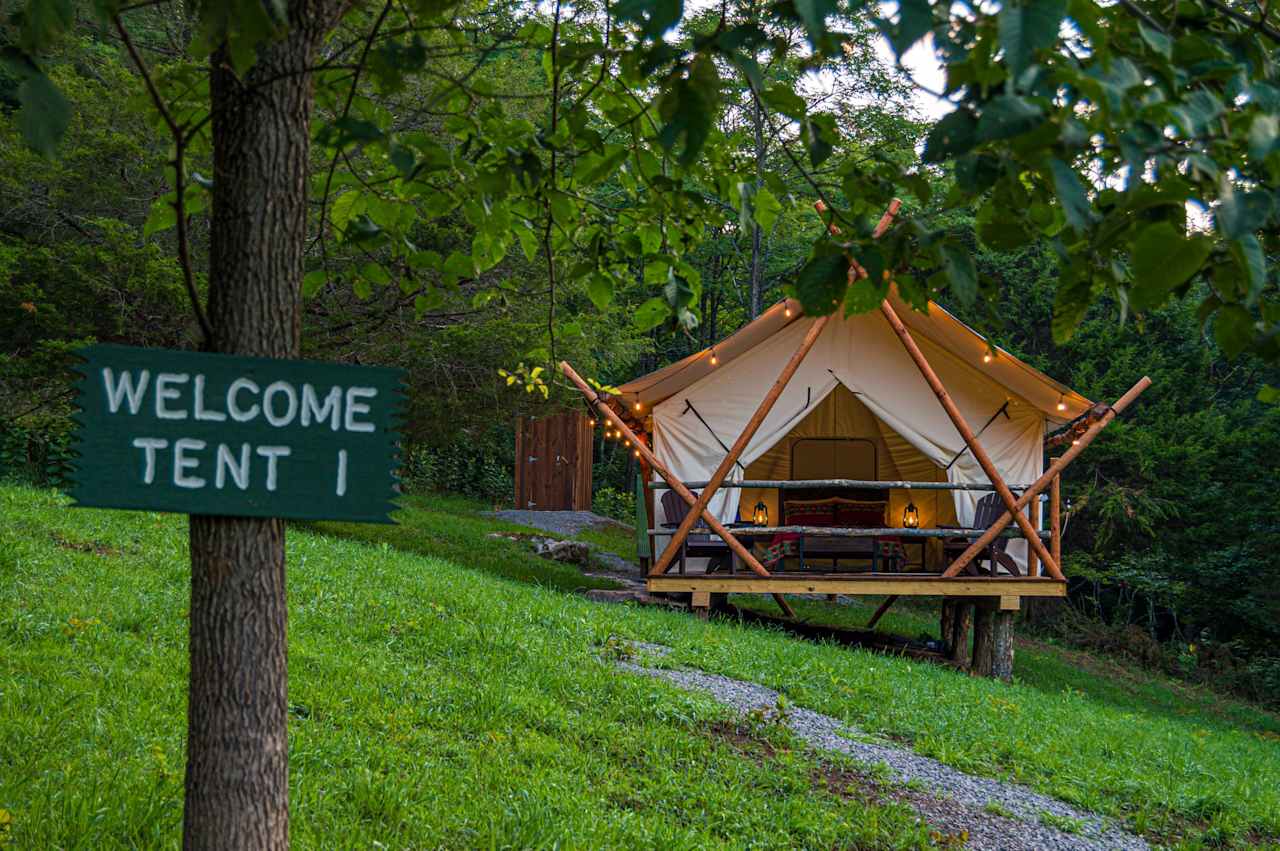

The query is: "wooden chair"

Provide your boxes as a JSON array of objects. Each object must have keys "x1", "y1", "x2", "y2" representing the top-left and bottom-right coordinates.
[
  {"x1": 943, "y1": 493, "x2": 1022, "y2": 576},
  {"x1": 659, "y1": 489, "x2": 729, "y2": 574}
]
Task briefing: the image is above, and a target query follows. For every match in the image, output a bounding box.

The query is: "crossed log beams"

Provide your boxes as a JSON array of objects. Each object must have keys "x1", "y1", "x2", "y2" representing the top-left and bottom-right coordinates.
[
  {"x1": 815, "y1": 198, "x2": 1061, "y2": 579},
  {"x1": 650, "y1": 315, "x2": 831, "y2": 576},
  {"x1": 558, "y1": 360, "x2": 797, "y2": 618},
  {"x1": 942, "y1": 376, "x2": 1152, "y2": 577}
]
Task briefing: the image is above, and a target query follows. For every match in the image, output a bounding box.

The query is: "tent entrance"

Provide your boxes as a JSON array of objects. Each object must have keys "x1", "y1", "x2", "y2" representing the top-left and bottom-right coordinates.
[{"x1": 739, "y1": 384, "x2": 959, "y2": 544}]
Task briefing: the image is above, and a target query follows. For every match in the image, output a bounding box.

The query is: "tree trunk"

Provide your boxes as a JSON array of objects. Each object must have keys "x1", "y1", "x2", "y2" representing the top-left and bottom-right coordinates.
[
  {"x1": 945, "y1": 599, "x2": 972, "y2": 666},
  {"x1": 972, "y1": 606, "x2": 995, "y2": 677},
  {"x1": 992, "y1": 611, "x2": 1015, "y2": 682},
  {"x1": 749, "y1": 89, "x2": 765, "y2": 319},
  {"x1": 184, "y1": 7, "x2": 336, "y2": 848}
]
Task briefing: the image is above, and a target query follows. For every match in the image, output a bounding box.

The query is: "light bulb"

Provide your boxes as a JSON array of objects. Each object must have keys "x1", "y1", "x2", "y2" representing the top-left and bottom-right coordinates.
[
  {"x1": 983, "y1": 352, "x2": 992, "y2": 364},
  {"x1": 710, "y1": 351, "x2": 719, "y2": 366},
  {"x1": 1072, "y1": 438, "x2": 1080, "y2": 446},
  {"x1": 624, "y1": 439, "x2": 631, "y2": 447},
  {"x1": 784, "y1": 307, "x2": 792, "y2": 318},
  {"x1": 633, "y1": 449, "x2": 640, "y2": 458},
  {"x1": 1056, "y1": 396, "x2": 1067, "y2": 412},
  {"x1": 634, "y1": 401, "x2": 642, "y2": 412}
]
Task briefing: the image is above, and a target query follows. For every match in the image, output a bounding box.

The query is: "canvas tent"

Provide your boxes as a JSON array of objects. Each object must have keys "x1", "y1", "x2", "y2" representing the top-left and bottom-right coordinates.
[{"x1": 618, "y1": 293, "x2": 1093, "y2": 572}]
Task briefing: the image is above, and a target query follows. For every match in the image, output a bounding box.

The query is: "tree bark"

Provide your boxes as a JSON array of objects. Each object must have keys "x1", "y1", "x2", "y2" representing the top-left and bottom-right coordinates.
[
  {"x1": 749, "y1": 87, "x2": 765, "y2": 319},
  {"x1": 184, "y1": 6, "x2": 338, "y2": 848},
  {"x1": 945, "y1": 599, "x2": 972, "y2": 666},
  {"x1": 992, "y1": 611, "x2": 1015, "y2": 682},
  {"x1": 972, "y1": 606, "x2": 995, "y2": 677}
]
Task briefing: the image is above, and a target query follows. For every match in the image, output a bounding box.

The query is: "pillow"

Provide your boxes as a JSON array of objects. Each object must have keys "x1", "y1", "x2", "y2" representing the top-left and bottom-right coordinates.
[
  {"x1": 833, "y1": 498, "x2": 886, "y2": 528},
  {"x1": 784, "y1": 501, "x2": 834, "y2": 526}
]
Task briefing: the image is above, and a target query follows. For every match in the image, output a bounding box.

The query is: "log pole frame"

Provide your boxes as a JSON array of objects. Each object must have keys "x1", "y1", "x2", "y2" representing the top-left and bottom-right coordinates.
[
  {"x1": 559, "y1": 360, "x2": 797, "y2": 618},
  {"x1": 877, "y1": 297, "x2": 1062, "y2": 578},
  {"x1": 942, "y1": 377, "x2": 1152, "y2": 577},
  {"x1": 651, "y1": 315, "x2": 831, "y2": 575}
]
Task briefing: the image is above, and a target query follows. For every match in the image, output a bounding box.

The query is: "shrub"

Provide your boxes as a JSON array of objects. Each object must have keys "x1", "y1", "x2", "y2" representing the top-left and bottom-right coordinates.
[
  {"x1": 399, "y1": 442, "x2": 513, "y2": 505},
  {"x1": 593, "y1": 486, "x2": 635, "y2": 522},
  {"x1": 0, "y1": 420, "x2": 72, "y2": 486}
]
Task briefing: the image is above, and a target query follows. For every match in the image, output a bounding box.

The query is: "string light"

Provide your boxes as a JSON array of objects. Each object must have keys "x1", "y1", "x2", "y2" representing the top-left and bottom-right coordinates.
[
  {"x1": 1072, "y1": 438, "x2": 1081, "y2": 446},
  {"x1": 634, "y1": 401, "x2": 642, "y2": 412},
  {"x1": 982, "y1": 351, "x2": 993, "y2": 364},
  {"x1": 633, "y1": 449, "x2": 641, "y2": 458},
  {"x1": 710, "y1": 349, "x2": 719, "y2": 366},
  {"x1": 784, "y1": 306, "x2": 793, "y2": 318},
  {"x1": 1056, "y1": 394, "x2": 1067, "y2": 412},
  {"x1": 588, "y1": 418, "x2": 596, "y2": 426},
  {"x1": 624, "y1": 439, "x2": 631, "y2": 447}
]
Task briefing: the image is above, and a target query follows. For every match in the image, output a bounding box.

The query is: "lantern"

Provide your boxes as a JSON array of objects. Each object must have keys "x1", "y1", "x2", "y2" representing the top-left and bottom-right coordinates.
[
  {"x1": 752, "y1": 501, "x2": 769, "y2": 526},
  {"x1": 902, "y1": 501, "x2": 920, "y2": 529}
]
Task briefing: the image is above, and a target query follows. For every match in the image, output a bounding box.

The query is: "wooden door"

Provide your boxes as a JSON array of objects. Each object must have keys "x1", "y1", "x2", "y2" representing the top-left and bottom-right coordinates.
[{"x1": 514, "y1": 412, "x2": 592, "y2": 510}]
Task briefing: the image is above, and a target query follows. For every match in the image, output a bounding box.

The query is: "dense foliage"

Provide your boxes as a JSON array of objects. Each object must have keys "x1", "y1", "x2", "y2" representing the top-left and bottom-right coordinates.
[{"x1": 1, "y1": 0, "x2": 1278, "y2": 703}]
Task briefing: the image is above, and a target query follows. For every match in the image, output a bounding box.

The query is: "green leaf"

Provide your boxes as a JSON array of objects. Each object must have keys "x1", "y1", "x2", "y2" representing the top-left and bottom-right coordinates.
[
  {"x1": 795, "y1": 250, "x2": 849, "y2": 315},
  {"x1": 20, "y1": 0, "x2": 74, "y2": 52},
  {"x1": 922, "y1": 109, "x2": 978, "y2": 163},
  {"x1": 884, "y1": 0, "x2": 933, "y2": 57},
  {"x1": 302, "y1": 270, "x2": 327, "y2": 297},
  {"x1": 794, "y1": 0, "x2": 839, "y2": 45},
  {"x1": 1249, "y1": 114, "x2": 1279, "y2": 161},
  {"x1": 143, "y1": 198, "x2": 177, "y2": 238},
  {"x1": 1052, "y1": 272, "x2": 1096, "y2": 343},
  {"x1": 577, "y1": 146, "x2": 629, "y2": 186},
  {"x1": 759, "y1": 85, "x2": 807, "y2": 121},
  {"x1": 1213, "y1": 305, "x2": 1254, "y2": 359},
  {"x1": 1049, "y1": 158, "x2": 1095, "y2": 231},
  {"x1": 998, "y1": 0, "x2": 1066, "y2": 80},
  {"x1": 657, "y1": 55, "x2": 719, "y2": 165},
  {"x1": 633, "y1": 297, "x2": 669, "y2": 331},
  {"x1": 753, "y1": 188, "x2": 782, "y2": 231},
  {"x1": 17, "y1": 72, "x2": 70, "y2": 158},
  {"x1": 359, "y1": 262, "x2": 392, "y2": 287},
  {"x1": 1138, "y1": 22, "x2": 1172, "y2": 58},
  {"x1": 587, "y1": 273, "x2": 614, "y2": 311},
  {"x1": 1257, "y1": 384, "x2": 1280, "y2": 404},
  {"x1": 614, "y1": 0, "x2": 684, "y2": 38},
  {"x1": 1129, "y1": 222, "x2": 1212, "y2": 312},
  {"x1": 975, "y1": 95, "x2": 1044, "y2": 143},
  {"x1": 939, "y1": 242, "x2": 977, "y2": 306},
  {"x1": 803, "y1": 113, "x2": 837, "y2": 168}
]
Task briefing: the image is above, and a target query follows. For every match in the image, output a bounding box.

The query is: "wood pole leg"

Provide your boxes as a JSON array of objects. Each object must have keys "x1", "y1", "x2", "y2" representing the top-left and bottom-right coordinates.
[
  {"x1": 1026, "y1": 499, "x2": 1040, "y2": 578},
  {"x1": 943, "y1": 377, "x2": 1151, "y2": 578},
  {"x1": 691, "y1": 590, "x2": 711, "y2": 619},
  {"x1": 1050, "y1": 473, "x2": 1062, "y2": 568},
  {"x1": 972, "y1": 605, "x2": 995, "y2": 677},
  {"x1": 559, "y1": 360, "x2": 795, "y2": 618},
  {"x1": 653, "y1": 315, "x2": 830, "y2": 575},
  {"x1": 878, "y1": 299, "x2": 1059, "y2": 576},
  {"x1": 866, "y1": 595, "x2": 899, "y2": 629},
  {"x1": 948, "y1": 600, "x2": 973, "y2": 666},
  {"x1": 940, "y1": 599, "x2": 956, "y2": 651},
  {"x1": 992, "y1": 610, "x2": 1015, "y2": 682}
]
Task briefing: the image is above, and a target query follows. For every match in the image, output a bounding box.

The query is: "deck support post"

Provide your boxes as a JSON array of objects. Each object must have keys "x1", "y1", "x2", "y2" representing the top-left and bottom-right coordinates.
[
  {"x1": 1050, "y1": 473, "x2": 1062, "y2": 567},
  {"x1": 992, "y1": 610, "x2": 1015, "y2": 682},
  {"x1": 946, "y1": 600, "x2": 973, "y2": 666},
  {"x1": 943, "y1": 377, "x2": 1152, "y2": 577},
  {"x1": 559, "y1": 360, "x2": 796, "y2": 618},
  {"x1": 972, "y1": 606, "x2": 995, "y2": 676},
  {"x1": 652, "y1": 315, "x2": 830, "y2": 576}
]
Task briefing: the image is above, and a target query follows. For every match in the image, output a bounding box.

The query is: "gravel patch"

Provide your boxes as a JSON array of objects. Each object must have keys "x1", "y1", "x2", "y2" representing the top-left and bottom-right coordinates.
[
  {"x1": 490, "y1": 509, "x2": 619, "y2": 537},
  {"x1": 616, "y1": 644, "x2": 1147, "y2": 851}
]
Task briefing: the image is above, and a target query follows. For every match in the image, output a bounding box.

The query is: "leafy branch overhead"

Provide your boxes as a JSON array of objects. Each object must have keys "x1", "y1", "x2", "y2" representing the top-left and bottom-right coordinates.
[{"x1": 10, "y1": 0, "x2": 1280, "y2": 363}]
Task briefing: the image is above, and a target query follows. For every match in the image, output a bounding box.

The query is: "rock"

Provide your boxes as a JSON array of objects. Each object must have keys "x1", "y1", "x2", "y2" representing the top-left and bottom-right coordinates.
[{"x1": 532, "y1": 538, "x2": 590, "y2": 564}]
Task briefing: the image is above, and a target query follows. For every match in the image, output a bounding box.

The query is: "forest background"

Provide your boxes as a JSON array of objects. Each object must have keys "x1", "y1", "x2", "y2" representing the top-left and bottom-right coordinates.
[{"x1": 1, "y1": 0, "x2": 1277, "y2": 706}]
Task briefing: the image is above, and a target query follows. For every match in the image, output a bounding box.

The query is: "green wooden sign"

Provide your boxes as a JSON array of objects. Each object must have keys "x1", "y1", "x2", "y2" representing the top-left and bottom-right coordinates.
[{"x1": 68, "y1": 345, "x2": 405, "y2": 523}]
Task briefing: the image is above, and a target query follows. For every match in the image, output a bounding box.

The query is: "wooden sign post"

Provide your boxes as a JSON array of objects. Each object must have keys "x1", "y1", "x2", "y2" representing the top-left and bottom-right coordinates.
[{"x1": 68, "y1": 344, "x2": 404, "y2": 523}]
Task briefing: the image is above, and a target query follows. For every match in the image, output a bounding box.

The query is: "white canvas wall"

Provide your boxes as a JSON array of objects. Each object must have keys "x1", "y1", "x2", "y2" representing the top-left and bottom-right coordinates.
[{"x1": 650, "y1": 312, "x2": 1046, "y2": 570}]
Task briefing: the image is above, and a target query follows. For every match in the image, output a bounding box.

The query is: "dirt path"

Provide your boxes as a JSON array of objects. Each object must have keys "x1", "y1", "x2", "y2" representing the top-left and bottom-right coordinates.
[{"x1": 617, "y1": 641, "x2": 1148, "y2": 851}]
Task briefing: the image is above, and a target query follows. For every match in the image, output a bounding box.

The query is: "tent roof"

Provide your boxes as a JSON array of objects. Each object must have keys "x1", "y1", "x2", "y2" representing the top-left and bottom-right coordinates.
[{"x1": 619, "y1": 294, "x2": 1093, "y2": 425}]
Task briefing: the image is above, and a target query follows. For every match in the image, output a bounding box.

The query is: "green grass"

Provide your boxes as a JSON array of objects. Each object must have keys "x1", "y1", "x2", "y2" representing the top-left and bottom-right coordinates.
[
  {"x1": 0, "y1": 485, "x2": 929, "y2": 849},
  {"x1": 303, "y1": 492, "x2": 622, "y2": 593},
  {"x1": 4, "y1": 483, "x2": 1280, "y2": 849}
]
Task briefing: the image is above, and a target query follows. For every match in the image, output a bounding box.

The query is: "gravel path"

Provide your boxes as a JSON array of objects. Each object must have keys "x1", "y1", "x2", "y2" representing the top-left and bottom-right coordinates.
[
  {"x1": 491, "y1": 509, "x2": 617, "y2": 538},
  {"x1": 618, "y1": 642, "x2": 1147, "y2": 851}
]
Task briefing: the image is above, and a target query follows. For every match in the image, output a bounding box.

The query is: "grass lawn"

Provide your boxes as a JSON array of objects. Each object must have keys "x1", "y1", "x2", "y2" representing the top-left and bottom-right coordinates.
[{"x1": 4, "y1": 483, "x2": 1279, "y2": 848}]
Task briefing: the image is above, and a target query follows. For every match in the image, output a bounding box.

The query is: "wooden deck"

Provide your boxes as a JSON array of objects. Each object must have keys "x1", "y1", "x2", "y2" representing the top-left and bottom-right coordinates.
[{"x1": 646, "y1": 573, "x2": 1066, "y2": 600}]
